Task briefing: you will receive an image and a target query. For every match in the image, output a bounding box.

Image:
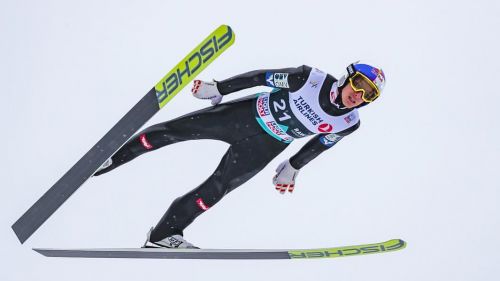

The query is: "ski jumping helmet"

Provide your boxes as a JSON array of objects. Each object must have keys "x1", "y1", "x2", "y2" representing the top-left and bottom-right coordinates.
[{"x1": 338, "y1": 61, "x2": 386, "y2": 104}]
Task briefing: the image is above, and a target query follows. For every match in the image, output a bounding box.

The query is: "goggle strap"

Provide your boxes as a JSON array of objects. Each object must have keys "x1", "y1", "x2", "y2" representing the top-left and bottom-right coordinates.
[{"x1": 346, "y1": 63, "x2": 356, "y2": 76}]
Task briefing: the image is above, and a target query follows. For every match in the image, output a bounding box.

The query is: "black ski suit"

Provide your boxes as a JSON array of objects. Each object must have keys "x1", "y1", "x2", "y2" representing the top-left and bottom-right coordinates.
[{"x1": 94, "y1": 65, "x2": 360, "y2": 241}]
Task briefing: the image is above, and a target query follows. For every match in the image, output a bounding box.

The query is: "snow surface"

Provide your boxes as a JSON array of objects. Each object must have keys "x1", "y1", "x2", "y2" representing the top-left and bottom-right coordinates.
[{"x1": 1, "y1": 0, "x2": 499, "y2": 280}]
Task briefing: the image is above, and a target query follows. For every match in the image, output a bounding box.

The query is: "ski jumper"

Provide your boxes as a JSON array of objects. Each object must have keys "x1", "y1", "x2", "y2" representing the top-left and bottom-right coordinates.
[{"x1": 94, "y1": 65, "x2": 361, "y2": 241}]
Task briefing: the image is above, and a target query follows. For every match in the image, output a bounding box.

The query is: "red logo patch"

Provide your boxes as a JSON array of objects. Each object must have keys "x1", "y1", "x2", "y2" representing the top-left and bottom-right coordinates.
[
  {"x1": 139, "y1": 134, "x2": 153, "y2": 150},
  {"x1": 318, "y1": 123, "x2": 333, "y2": 133},
  {"x1": 196, "y1": 198, "x2": 210, "y2": 211},
  {"x1": 372, "y1": 68, "x2": 385, "y2": 82}
]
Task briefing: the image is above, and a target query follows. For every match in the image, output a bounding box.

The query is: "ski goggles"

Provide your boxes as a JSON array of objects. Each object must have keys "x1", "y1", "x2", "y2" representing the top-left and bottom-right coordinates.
[{"x1": 349, "y1": 72, "x2": 380, "y2": 102}]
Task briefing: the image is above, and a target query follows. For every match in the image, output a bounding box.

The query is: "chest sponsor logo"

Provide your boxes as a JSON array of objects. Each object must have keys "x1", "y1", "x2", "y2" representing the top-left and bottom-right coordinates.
[
  {"x1": 265, "y1": 72, "x2": 289, "y2": 88},
  {"x1": 318, "y1": 123, "x2": 333, "y2": 133},
  {"x1": 293, "y1": 96, "x2": 324, "y2": 126},
  {"x1": 257, "y1": 95, "x2": 271, "y2": 116}
]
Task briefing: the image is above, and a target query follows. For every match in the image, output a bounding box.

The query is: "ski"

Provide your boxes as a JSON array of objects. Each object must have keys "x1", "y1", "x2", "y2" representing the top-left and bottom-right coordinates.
[
  {"x1": 12, "y1": 25, "x2": 235, "y2": 244},
  {"x1": 33, "y1": 239, "x2": 406, "y2": 260}
]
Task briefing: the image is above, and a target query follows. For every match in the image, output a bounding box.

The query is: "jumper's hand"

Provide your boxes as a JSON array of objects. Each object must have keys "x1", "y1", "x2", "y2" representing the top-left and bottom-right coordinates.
[
  {"x1": 191, "y1": 80, "x2": 223, "y2": 105},
  {"x1": 272, "y1": 160, "x2": 300, "y2": 194}
]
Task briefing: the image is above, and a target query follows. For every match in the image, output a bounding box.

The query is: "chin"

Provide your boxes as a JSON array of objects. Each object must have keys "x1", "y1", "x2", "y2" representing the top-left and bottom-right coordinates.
[
  {"x1": 343, "y1": 100, "x2": 355, "y2": 108},
  {"x1": 341, "y1": 98, "x2": 351, "y2": 108}
]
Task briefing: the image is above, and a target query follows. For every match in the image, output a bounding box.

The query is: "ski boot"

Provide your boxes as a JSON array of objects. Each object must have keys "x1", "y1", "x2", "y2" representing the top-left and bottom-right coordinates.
[{"x1": 143, "y1": 227, "x2": 199, "y2": 249}]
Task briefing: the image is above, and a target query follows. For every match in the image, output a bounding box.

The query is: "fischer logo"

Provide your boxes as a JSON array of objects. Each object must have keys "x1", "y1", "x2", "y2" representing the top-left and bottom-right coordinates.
[
  {"x1": 289, "y1": 239, "x2": 406, "y2": 259},
  {"x1": 196, "y1": 198, "x2": 210, "y2": 211},
  {"x1": 155, "y1": 26, "x2": 234, "y2": 105},
  {"x1": 257, "y1": 95, "x2": 270, "y2": 116},
  {"x1": 309, "y1": 81, "x2": 319, "y2": 88},
  {"x1": 318, "y1": 123, "x2": 333, "y2": 133},
  {"x1": 139, "y1": 134, "x2": 153, "y2": 150}
]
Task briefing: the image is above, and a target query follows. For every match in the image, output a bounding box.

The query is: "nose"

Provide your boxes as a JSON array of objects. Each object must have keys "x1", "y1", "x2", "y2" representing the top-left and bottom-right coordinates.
[{"x1": 353, "y1": 90, "x2": 363, "y2": 100}]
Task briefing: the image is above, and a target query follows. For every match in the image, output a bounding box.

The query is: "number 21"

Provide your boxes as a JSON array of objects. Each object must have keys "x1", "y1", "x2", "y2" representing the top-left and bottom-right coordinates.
[{"x1": 273, "y1": 99, "x2": 291, "y2": 122}]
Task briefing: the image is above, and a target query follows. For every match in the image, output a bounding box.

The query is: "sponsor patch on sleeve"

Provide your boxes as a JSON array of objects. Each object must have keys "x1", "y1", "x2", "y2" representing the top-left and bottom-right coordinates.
[
  {"x1": 265, "y1": 72, "x2": 289, "y2": 88},
  {"x1": 319, "y1": 134, "x2": 342, "y2": 147}
]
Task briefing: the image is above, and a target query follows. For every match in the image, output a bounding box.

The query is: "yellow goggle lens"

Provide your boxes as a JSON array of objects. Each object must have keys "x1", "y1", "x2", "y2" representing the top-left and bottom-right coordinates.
[{"x1": 349, "y1": 73, "x2": 380, "y2": 102}]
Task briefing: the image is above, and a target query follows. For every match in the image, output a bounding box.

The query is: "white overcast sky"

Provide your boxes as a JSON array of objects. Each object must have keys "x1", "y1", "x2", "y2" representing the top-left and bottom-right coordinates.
[{"x1": 1, "y1": 0, "x2": 499, "y2": 280}]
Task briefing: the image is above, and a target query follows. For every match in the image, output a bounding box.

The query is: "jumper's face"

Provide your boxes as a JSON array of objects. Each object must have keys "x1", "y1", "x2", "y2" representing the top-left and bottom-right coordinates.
[{"x1": 341, "y1": 83, "x2": 365, "y2": 108}]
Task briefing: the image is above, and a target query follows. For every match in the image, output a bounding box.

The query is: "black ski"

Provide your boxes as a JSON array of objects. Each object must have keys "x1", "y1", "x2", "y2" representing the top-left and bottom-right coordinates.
[
  {"x1": 12, "y1": 25, "x2": 235, "y2": 244},
  {"x1": 34, "y1": 239, "x2": 406, "y2": 260}
]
